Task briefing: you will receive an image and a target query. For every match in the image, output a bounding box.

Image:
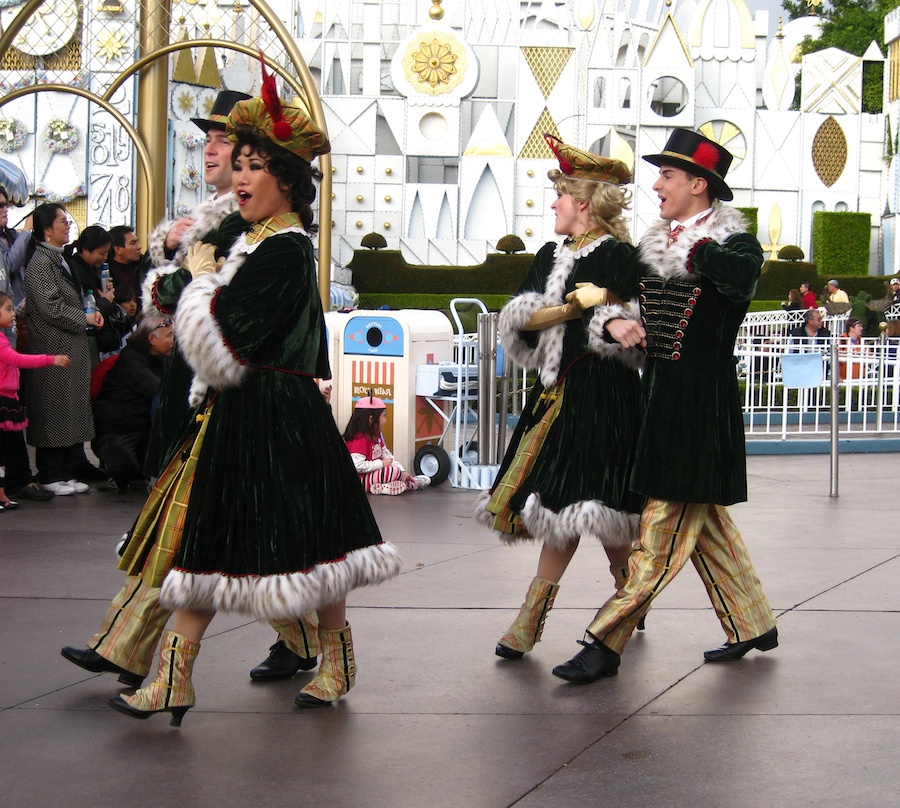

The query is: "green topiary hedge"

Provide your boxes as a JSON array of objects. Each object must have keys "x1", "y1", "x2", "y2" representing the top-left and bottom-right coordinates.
[
  {"x1": 811, "y1": 211, "x2": 871, "y2": 276},
  {"x1": 735, "y1": 206, "x2": 758, "y2": 237},
  {"x1": 349, "y1": 250, "x2": 531, "y2": 295}
]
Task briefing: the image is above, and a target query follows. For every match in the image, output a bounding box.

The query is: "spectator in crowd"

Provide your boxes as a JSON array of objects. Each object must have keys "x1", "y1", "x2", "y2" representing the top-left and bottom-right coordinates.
[
  {"x1": 790, "y1": 309, "x2": 832, "y2": 348},
  {"x1": 23, "y1": 203, "x2": 103, "y2": 496},
  {"x1": 107, "y1": 225, "x2": 148, "y2": 303},
  {"x1": 890, "y1": 277, "x2": 900, "y2": 304},
  {"x1": 92, "y1": 316, "x2": 174, "y2": 492},
  {"x1": 67, "y1": 225, "x2": 129, "y2": 366},
  {"x1": 799, "y1": 281, "x2": 817, "y2": 309},
  {"x1": 782, "y1": 288, "x2": 802, "y2": 311},
  {"x1": 825, "y1": 279, "x2": 850, "y2": 305},
  {"x1": 838, "y1": 316, "x2": 866, "y2": 381},
  {"x1": 0, "y1": 184, "x2": 31, "y2": 310}
]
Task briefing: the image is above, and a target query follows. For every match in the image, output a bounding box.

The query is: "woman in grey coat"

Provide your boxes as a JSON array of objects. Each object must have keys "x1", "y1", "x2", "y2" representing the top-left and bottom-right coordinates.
[{"x1": 24, "y1": 204, "x2": 104, "y2": 494}]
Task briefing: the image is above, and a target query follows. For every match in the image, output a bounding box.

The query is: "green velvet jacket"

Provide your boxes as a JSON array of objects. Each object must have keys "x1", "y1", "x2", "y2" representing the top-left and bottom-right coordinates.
[{"x1": 623, "y1": 205, "x2": 761, "y2": 505}]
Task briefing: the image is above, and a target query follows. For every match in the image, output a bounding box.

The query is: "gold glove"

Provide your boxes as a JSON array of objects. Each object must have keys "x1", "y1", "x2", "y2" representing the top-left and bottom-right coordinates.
[
  {"x1": 522, "y1": 303, "x2": 581, "y2": 331},
  {"x1": 183, "y1": 242, "x2": 219, "y2": 278},
  {"x1": 565, "y1": 282, "x2": 621, "y2": 310}
]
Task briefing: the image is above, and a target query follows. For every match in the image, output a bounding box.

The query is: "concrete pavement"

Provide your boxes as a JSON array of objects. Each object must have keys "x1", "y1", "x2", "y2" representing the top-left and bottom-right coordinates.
[{"x1": 1, "y1": 452, "x2": 898, "y2": 807}]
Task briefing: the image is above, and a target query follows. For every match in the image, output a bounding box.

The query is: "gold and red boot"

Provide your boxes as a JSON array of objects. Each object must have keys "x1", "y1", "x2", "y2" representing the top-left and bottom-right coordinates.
[
  {"x1": 108, "y1": 630, "x2": 199, "y2": 726},
  {"x1": 294, "y1": 623, "x2": 356, "y2": 708},
  {"x1": 495, "y1": 576, "x2": 560, "y2": 660}
]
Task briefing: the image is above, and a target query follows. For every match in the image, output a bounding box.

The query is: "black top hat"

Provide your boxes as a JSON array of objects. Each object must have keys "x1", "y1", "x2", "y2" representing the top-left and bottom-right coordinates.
[
  {"x1": 191, "y1": 90, "x2": 252, "y2": 133},
  {"x1": 642, "y1": 129, "x2": 734, "y2": 201}
]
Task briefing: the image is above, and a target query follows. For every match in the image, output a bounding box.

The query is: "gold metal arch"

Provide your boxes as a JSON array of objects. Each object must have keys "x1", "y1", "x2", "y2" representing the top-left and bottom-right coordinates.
[
  {"x1": 0, "y1": 84, "x2": 154, "y2": 198},
  {"x1": 0, "y1": 0, "x2": 333, "y2": 307}
]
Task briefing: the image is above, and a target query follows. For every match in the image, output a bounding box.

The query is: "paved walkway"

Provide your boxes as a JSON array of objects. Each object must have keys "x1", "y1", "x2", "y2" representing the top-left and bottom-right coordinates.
[{"x1": 2, "y1": 452, "x2": 898, "y2": 807}]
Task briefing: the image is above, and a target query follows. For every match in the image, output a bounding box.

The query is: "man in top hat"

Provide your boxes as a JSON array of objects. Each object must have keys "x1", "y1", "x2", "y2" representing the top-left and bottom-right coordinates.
[
  {"x1": 552, "y1": 128, "x2": 778, "y2": 684},
  {"x1": 62, "y1": 88, "x2": 321, "y2": 689}
]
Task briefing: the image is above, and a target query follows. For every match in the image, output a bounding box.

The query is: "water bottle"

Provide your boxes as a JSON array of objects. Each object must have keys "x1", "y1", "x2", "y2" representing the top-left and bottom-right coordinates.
[
  {"x1": 84, "y1": 290, "x2": 97, "y2": 331},
  {"x1": 99, "y1": 262, "x2": 110, "y2": 294}
]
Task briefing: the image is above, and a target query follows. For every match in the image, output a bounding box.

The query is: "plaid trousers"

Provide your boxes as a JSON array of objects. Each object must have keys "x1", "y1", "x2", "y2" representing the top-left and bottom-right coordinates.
[{"x1": 587, "y1": 498, "x2": 776, "y2": 654}]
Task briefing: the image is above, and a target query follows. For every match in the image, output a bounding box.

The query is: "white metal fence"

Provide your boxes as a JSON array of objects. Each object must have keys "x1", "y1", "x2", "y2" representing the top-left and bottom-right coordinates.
[{"x1": 736, "y1": 308, "x2": 900, "y2": 440}]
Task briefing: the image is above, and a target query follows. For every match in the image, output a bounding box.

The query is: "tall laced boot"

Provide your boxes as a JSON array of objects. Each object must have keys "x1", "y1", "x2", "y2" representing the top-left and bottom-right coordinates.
[
  {"x1": 611, "y1": 564, "x2": 646, "y2": 631},
  {"x1": 251, "y1": 612, "x2": 321, "y2": 681},
  {"x1": 108, "y1": 630, "x2": 199, "y2": 726},
  {"x1": 495, "y1": 576, "x2": 560, "y2": 660},
  {"x1": 294, "y1": 624, "x2": 356, "y2": 708}
]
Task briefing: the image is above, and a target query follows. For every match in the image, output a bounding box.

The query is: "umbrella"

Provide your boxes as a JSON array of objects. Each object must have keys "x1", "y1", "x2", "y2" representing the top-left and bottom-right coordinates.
[{"x1": 0, "y1": 157, "x2": 30, "y2": 205}]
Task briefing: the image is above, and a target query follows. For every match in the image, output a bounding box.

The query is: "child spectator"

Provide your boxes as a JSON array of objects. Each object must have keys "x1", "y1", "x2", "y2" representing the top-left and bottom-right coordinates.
[
  {"x1": 0, "y1": 291, "x2": 70, "y2": 509},
  {"x1": 97, "y1": 284, "x2": 137, "y2": 359},
  {"x1": 342, "y1": 394, "x2": 429, "y2": 495}
]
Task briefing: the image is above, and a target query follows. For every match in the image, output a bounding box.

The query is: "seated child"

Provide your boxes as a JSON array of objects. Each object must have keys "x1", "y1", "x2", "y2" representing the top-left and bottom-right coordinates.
[{"x1": 343, "y1": 394, "x2": 430, "y2": 495}]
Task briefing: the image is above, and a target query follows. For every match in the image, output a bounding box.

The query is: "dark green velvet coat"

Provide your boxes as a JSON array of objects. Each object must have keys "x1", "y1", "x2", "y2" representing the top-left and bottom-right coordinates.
[{"x1": 625, "y1": 206, "x2": 761, "y2": 505}]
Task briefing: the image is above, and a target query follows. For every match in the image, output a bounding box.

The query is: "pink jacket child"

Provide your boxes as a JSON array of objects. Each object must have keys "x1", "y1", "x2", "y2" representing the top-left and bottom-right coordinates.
[
  {"x1": 342, "y1": 394, "x2": 430, "y2": 495},
  {"x1": 0, "y1": 292, "x2": 70, "y2": 509}
]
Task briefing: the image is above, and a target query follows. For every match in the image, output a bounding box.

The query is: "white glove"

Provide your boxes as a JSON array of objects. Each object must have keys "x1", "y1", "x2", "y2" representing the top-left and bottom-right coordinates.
[{"x1": 183, "y1": 242, "x2": 219, "y2": 278}]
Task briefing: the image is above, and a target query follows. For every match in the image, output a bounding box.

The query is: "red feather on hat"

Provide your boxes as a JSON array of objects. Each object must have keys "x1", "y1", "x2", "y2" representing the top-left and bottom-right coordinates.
[
  {"x1": 692, "y1": 142, "x2": 720, "y2": 172},
  {"x1": 259, "y1": 54, "x2": 293, "y2": 142}
]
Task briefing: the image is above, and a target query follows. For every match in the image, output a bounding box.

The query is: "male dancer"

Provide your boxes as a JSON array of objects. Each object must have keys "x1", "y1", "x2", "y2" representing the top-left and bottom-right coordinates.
[
  {"x1": 553, "y1": 129, "x2": 778, "y2": 683},
  {"x1": 61, "y1": 90, "x2": 319, "y2": 687}
]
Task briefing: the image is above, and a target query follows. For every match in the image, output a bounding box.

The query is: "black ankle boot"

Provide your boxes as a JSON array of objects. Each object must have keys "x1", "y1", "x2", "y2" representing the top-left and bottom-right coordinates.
[
  {"x1": 250, "y1": 640, "x2": 316, "y2": 681},
  {"x1": 552, "y1": 637, "x2": 620, "y2": 683}
]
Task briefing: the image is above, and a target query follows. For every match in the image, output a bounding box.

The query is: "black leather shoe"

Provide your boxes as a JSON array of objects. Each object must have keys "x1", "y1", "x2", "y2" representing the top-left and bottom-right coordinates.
[
  {"x1": 250, "y1": 640, "x2": 316, "y2": 681},
  {"x1": 495, "y1": 643, "x2": 525, "y2": 660},
  {"x1": 61, "y1": 646, "x2": 144, "y2": 688},
  {"x1": 703, "y1": 627, "x2": 779, "y2": 662},
  {"x1": 552, "y1": 638, "x2": 620, "y2": 683}
]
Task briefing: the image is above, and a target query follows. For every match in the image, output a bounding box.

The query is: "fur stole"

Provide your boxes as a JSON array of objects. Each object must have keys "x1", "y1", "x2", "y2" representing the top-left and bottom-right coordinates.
[
  {"x1": 637, "y1": 204, "x2": 747, "y2": 281},
  {"x1": 142, "y1": 193, "x2": 238, "y2": 316},
  {"x1": 175, "y1": 225, "x2": 305, "y2": 406}
]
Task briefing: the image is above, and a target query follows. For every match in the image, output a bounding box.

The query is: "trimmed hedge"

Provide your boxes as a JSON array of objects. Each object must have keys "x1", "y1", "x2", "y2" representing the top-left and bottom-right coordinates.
[
  {"x1": 756, "y1": 260, "x2": 894, "y2": 303},
  {"x1": 735, "y1": 206, "x2": 758, "y2": 237},
  {"x1": 349, "y1": 249, "x2": 531, "y2": 295},
  {"x1": 357, "y1": 293, "x2": 511, "y2": 311},
  {"x1": 811, "y1": 211, "x2": 871, "y2": 276}
]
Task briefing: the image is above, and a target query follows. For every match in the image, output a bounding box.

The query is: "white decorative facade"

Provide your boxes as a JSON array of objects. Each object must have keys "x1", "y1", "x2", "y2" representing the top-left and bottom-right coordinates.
[{"x1": 0, "y1": 0, "x2": 894, "y2": 275}]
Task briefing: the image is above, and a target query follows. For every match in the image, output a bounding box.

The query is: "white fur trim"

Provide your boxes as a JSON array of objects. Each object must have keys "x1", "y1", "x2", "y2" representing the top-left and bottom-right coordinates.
[
  {"x1": 146, "y1": 219, "x2": 174, "y2": 269},
  {"x1": 159, "y1": 542, "x2": 402, "y2": 621},
  {"x1": 498, "y1": 291, "x2": 544, "y2": 369},
  {"x1": 473, "y1": 490, "x2": 497, "y2": 529},
  {"x1": 175, "y1": 243, "x2": 249, "y2": 406},
  {"x1": 586, "y1": 301, "x2": 645, "y2": 371},
  {"x1": 638, "y1": 205, "x2": 747, "y2": 281},
  {"x1": 140, "y1": 265, "x2": 180, "y2": 318},
  {"x1": 520, "y1": 493, "x2": 638, "y2": 551}
]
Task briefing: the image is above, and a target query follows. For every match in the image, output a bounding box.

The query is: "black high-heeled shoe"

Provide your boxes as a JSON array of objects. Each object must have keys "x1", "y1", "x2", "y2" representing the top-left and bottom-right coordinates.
[
  {"x1": 495, "y1": 643, "x2": 525, "y2": 660},
  {"x1": 108, "y1": 695, "x2": 191, "y2": 726}
]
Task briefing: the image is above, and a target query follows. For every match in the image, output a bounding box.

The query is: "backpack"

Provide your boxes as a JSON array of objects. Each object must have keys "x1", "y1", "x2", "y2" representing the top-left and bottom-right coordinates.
[{"x1": 90, "y1": 354, "x2": 120, "y2": 399}]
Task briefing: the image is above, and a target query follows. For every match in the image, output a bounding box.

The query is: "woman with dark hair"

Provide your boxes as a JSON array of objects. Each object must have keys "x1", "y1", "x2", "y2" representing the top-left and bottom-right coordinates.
[
  {"x1": 839, "y1": 316, "x2": 867, "y2": 380},
  {"x1": 67, "y1": 225, "x2": 129, "y2": 365},
  {"x1": 24, "y1": 204, "x2": 104, "y2": 495},
  {"x1": 109, "y1": 75, "x2": 400, "y2": 725}
]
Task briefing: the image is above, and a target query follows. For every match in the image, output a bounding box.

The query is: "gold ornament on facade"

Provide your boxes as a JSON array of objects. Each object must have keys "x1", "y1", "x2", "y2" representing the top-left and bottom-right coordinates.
[
  {"x1": 403, "y1": 33, "x2": 467, "y2": 96},
  {"x1": 812, "y1": 116, "x2": 847, "y2": 187},
  {"x1": 95, "y1": 29, "x2": 128, "y2": 62},
  {"x1": 177, "y1": 90, "x2": 195, "y2": 114},
  {"x1": 521, "y1": 47, "x2": 574, "y2": 99},
  {"x1": 429, "y1": 1, "x2": 444, "y2": 21}
]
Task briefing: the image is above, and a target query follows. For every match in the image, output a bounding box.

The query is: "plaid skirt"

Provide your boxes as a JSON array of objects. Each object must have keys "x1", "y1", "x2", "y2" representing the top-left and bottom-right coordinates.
[{"x1": 117, "y1": 407, "x2": 211, "y2": 588}]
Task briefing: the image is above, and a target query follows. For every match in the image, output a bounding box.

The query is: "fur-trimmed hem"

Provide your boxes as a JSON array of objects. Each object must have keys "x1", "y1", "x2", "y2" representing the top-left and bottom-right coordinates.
[
  {"x1": 473, "y1": 490, "x2": 497, "y2": 529},
  {"x1": 159, "y1": 542, "x2": 402, "y2": 621},
  {"x1": 520, "y1": 493, "x2": 638, "y2": 551},
  {"x1": 586, "y1": 301, "x2": 645, "y2": 372}
]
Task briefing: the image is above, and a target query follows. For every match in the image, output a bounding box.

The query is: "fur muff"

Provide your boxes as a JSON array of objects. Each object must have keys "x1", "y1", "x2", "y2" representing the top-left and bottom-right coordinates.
[{"x1": 159, "y1": 542, "x2": 403, "y2": 621}]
